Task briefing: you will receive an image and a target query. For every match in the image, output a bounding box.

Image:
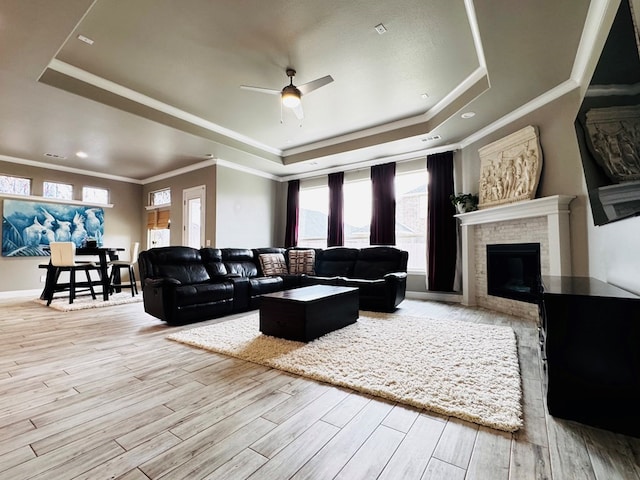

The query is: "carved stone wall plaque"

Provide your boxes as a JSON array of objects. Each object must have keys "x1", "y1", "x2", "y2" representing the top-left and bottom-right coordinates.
[
  {"x1": 478, "y1": 125, "x2": 543, "y2": 209},
  {"x1": 584, "y1": 105, "x2": 640, "y2": 183}
]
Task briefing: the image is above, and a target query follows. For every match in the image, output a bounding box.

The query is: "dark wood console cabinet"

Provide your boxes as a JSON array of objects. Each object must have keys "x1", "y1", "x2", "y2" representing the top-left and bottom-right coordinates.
[{"x1": 540, "y1": 276, "x2": 640, "y2": 437}]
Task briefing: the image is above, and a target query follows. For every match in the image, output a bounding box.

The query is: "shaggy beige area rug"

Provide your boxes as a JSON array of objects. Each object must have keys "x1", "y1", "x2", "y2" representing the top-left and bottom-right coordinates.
[
  {"x1": 168, "y1": 312, "x2": 523, "y2": 432},
  {"x1": 34, "y1": 292, "x2": 142, "y2": 311}
]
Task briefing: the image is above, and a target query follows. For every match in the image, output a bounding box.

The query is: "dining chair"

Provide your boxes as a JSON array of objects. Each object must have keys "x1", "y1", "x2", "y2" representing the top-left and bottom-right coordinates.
[
  {"x1": 109, "y1": 242, "x2": 140, "y2": 296},
  {"x1": 46, "y1": 242, "x2": 99, "y2": 305}
]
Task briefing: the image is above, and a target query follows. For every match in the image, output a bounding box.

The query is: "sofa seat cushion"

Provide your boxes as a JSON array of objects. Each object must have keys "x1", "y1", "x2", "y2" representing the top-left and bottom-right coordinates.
[
  {"x1": 300, "y1": 275, "x2": 346, "y2": 287},
  {"x1": 249, "y1": 276, "x2": 284, "y2": 296},
  {"x1": 342, "y1": 278, "x2": 386, "y2": 296},
  {"x1": 174, "y1": 282, "x2": 234, "y2": 307}
]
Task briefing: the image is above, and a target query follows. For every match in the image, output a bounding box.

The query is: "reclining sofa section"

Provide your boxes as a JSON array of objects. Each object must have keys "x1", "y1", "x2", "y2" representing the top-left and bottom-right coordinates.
[{"x1": 138, "y1": 245, "x2": 408, "y2": 325}]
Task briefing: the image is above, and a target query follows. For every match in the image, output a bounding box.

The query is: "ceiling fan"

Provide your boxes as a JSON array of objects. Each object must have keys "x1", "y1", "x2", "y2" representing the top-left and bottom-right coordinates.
[{"x1": 240, "y1": 68, "x2": 334, "y2": 120}]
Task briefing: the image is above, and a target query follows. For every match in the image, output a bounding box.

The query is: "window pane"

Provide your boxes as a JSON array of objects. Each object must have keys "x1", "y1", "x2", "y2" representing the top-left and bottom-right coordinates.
[
  {"x1": 151, "y1": 188, "x2": 171, "y2": 206},
  {"x1": 0, "y1": 175, "x2": 31, "y2": 196},
  {"x1": 299, "y1": 185, "x2": 328, "y2": 248},
  {"x1": 396, "y1": 171, "x2": 428, "y2": 271},
  {"x1": 344, "y1": 179, "x2": 371, "y2": 248},
  {"x1": 82, "y1": 186, "x2": 109, "y2": 204},
  {"x1": 43, "y1": 181, "x2": 73, "y2": 200}
]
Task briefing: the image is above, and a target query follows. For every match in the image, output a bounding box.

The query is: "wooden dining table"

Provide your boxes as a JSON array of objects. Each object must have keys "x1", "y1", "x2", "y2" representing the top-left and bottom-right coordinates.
[{"x1": 40, "y1": 246, "x2": 125, "y2": 302}]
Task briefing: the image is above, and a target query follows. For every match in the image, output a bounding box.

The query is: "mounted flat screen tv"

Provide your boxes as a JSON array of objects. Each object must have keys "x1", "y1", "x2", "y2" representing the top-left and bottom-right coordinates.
[{"x1": 575, "y1": 0, "x2": 640, "y2": 225}]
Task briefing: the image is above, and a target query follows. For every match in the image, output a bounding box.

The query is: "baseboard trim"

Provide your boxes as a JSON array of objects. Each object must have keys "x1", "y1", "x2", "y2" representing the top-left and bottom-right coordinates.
[{"x1": 406, "y1": 291, "x2": 463, "y2": 303}]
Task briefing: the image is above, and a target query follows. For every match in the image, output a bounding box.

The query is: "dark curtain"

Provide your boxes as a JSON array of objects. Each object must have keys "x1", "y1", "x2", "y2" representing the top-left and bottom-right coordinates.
[
  {"x1": 284, "y1": 179, "x2": 299, "y2": 248},
  {"x1": 370, "y1": 162, "x2": 396, "y2": 245},
  {"x1": 427, "y1": 151, "x2": 456, "y2": 291},
  {"x1": 327, "y1": 172, "x2": 344, "y2": 246}
]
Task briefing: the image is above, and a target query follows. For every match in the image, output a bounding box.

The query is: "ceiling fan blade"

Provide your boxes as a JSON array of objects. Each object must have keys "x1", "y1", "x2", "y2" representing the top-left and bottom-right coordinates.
[
  {"x1": 298, "y1": 75, "x2": 334, "y2": 95},
  {"x1": 240, "y1": 85, "x2": 281, "y2": 95},
  {"x1": 292, "y1": 103, "x2": 304, "y2": 120}
]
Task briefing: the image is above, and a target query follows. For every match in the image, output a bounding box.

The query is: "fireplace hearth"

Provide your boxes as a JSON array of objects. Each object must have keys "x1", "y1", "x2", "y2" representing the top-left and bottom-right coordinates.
[{"x1": 487, "y1": 243, "x2": 541, "y2": 304}]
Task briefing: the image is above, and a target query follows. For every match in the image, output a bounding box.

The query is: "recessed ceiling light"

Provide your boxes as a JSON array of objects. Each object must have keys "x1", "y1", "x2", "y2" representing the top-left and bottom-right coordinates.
[
  {"x1": 374, "y1": 23, "x2": 387, "y2": 35},
  {"x1": 77, "y1": 34, "x2": 94, "y2": 45},
  {"x1": 43, "y1": 152, "x2": 67, "y2": 160},
  {"x1": 76, "y1": 151, "x2": 88, "y2": 158},
  {"x1": 461, "y1": 112, "x2": 476, "y2": 119}
]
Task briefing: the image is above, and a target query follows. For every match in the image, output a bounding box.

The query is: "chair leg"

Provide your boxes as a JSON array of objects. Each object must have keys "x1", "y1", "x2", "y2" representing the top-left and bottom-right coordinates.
[
  {"x1": 128, "y1": 266, "x2": 136, "y2": 296},
  {"x1": 131, "y1": 267, "x2": 138, "y2": 295},
  {"x1": 69, "y1": 270, "x2": 76, "y2": 304},
  {"x1": 85, "y1": 269, "x2": 97, "y2": 300},
  {"x1": 46, "y1": 268, "x2": 61, "y2": 306}
]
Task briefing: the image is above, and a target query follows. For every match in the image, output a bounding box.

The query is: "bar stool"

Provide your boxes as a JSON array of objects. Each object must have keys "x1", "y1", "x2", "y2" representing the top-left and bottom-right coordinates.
[{"x1": 109, "y1": 242, "x2": 140, "y2": 296}]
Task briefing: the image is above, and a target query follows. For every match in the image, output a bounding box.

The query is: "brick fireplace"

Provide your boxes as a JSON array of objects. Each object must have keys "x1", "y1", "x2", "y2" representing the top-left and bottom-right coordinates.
[{"x1": 456, "y1": 195, "x2": 575, "y2": 320}]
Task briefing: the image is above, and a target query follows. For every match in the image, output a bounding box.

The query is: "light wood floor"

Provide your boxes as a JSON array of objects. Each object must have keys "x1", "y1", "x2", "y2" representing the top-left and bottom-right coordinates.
[{"x1": 1, "y1": 293, "x2": 638, "y2": 480}]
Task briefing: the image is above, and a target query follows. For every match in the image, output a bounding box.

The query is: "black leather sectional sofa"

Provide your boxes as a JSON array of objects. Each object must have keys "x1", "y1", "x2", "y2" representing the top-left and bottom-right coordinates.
[{"x1": 138, "y1": 245, "x2": 408, "y2": 325}]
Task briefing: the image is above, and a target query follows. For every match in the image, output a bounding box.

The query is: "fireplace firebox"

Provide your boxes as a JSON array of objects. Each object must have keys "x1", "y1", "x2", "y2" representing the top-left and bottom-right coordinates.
[{"x1": 487, "y1": 243, "x2": 541, "y2": 304}]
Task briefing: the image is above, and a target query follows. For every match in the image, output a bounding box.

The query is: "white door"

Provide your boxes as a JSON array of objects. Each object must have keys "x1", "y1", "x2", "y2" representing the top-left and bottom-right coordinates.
[{"x1": 182, "y1": 185, "x2": 206, "y2": 248}]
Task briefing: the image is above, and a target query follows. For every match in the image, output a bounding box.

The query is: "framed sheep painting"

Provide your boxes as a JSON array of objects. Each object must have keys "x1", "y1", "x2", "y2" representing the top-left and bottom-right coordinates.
[{"x1": 2, "y1": 199, "x2": 105, "y2": 257}]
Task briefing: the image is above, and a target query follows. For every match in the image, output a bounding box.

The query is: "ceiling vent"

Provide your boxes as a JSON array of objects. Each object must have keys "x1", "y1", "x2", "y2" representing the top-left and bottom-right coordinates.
[{"x1": 44, "y1": 152, "x2": 67, "y2": 159}]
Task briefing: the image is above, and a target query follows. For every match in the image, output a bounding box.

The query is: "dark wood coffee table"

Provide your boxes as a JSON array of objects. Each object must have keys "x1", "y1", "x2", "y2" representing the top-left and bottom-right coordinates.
[{"x1": 259, "y1": 285, "x2": 359, "y2": 342}]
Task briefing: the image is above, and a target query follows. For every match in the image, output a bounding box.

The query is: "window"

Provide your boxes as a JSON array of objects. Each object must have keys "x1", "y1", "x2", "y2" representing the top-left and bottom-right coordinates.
[
  {"x1": 298, "y1": 185, "x2": 328, "y2": 248},
  {"x1": 343, "y1": 179, "x2": 371, "y2": 248},
  {"x1": 0, "y1": 174, "x2": 31, "y2": 196},
  {"x1": 43, "y1": 181, "x2": 73, "y2": 200},
  {"x1": 82, "y1": 186, "x2": 109, "y2": 204},
  {"x1": 395, "y1": 170, "x2": 428, "y2": 271},
  {"x1": 150, "y1": 188, "x2": 171, "y2": 206},
  {"x1": 147, "y1": 188, "x2": 172, "y2": 248}
]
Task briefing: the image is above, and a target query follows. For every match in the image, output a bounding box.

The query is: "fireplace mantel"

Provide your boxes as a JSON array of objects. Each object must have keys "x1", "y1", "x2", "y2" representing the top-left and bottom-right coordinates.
[
  {"x1": 456, "y1": 195, "x2": 575, "y2": 226},
  {"x1": 456, "y1": 195, "x2": 576, "y2": 309}
]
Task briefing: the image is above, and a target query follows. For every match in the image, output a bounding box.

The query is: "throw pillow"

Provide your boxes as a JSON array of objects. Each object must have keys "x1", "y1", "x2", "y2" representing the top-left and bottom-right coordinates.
[
  {"x1": 289, "y1": 249, "x2": 316, "y2": 275},
  {"x1": 259, "y1": 253, "x2": 288, "y2": 276}
]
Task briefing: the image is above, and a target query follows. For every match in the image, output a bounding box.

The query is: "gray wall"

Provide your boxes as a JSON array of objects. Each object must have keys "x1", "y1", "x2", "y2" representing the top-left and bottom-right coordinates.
[
  {"x1": 215, "y1": 165, "x2": 280, "y2": 248},
  {"x1": 0, "y1": 160, "x2": 142, "y2": 293}
]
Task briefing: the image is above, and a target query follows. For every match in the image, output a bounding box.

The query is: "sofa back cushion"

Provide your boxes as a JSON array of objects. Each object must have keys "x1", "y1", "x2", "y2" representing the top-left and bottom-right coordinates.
[
  {"x1": 139, "y1": 246, "x2": 211, "y2": 284},
  {"x1": 315, "y1": 247, "x2": 358, "y2": 276},
  {"x1": 222, "y1": 248, "x2": 258, "y2": 277},
  {"x1": 200, "y1": 248, "x2": 228, "y2": 277},
  {"x1": 352, "y1": 246, "x2": 409, "y2": 279}
]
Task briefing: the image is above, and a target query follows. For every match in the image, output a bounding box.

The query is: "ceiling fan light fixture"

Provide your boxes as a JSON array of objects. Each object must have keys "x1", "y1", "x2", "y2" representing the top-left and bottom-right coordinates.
[{"x1": 281, "y1": 86, "x2": 301, "y2": 108}]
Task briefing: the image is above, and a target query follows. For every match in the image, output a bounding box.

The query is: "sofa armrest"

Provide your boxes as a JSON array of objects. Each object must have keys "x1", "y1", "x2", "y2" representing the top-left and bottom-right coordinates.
[
  {"x1": 144, "y1": 277, "x2": 181, "y2": 288},
  {"x1": 384, "y1": 271, "x2": 407, "y2": 282}
]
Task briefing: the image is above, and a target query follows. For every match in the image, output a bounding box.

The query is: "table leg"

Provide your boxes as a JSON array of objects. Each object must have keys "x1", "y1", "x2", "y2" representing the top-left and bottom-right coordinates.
[
  {"x1": 40, "y1": 263, "x2": 56, "y2": 300},
  {"x1": 99, "y1": 251, "x2": 109, "y2": 301}
]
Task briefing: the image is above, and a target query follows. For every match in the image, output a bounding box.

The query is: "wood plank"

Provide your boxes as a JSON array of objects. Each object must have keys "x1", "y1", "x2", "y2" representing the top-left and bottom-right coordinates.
[
  {"x1": 290, "y1": 398, "x2": 394, "y2": 480},
  {"x1": 509, "y1": 440, "x2": 552, "y2": 480},
  {"x1": 333, "y1": 424, "x2": 405, "y2": 480},
  {"x1": 203, "y1": 448, "x2": 268, "y2": 480},
  {"x1": 378, "y1": 414, "x2": 446, "y2": 480},
  {"x1": 246, "y1": 420, "x2": 339, "y2": 480},
  {"x1": 465, "y1": 426, "x2": 512, "y2": 480},
  {"x1": 421, "y1": 458, "x2": 466, "y2": 480},
  {"x1": 432, "y1": 418, "x2": 479, "y2": 469},
  {"x1": 250, "y1": 387, "x2": 349, "y2": 458}
]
